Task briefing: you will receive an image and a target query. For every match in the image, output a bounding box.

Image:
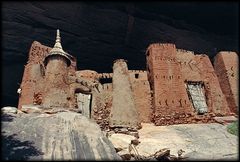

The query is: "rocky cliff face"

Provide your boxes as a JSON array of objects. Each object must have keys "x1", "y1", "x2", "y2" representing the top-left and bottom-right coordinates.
[{"x1": 1, "y1": 1, "x2": 238, "y2": 107}]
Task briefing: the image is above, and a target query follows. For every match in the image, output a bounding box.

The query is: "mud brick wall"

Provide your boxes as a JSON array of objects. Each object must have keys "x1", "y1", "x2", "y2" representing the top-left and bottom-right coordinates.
[
  {"x1": 19, "y1": 39, "x2": 236, "y2": 128},
  {"x1": 176, "y1": 50, "x2": 230, "y2": 115},
  {"x1": 129, "y1": 70, "x2": 152, "y2": 123},
  {"x1": 68, "y1": 56, "x2": 77, "y2": 77},
  {"x1": 214, "y1": 52, "x2": 239, "y2": 114},
  {"x1": 109, "y1": 59, "x2": 140, "y2": 129},
  {"x1": 91, "y1": 85, "x2": 112, "y2": 130},
  {"x1": 196, "y1": 55, "x2": 230, "y2": 115},
  {"x1": 101, "y1": 83, "x2": 113, "y2": 92},
  {"x1": 176, "y1": 49, "x2": 201, "y2": 81},
  {"x1": 92, "y1": 69, "x2": 153, "y2": 128},
  {"x1": 28, "y1": 41, "x2": 51, "y2": 64},
  {"x1": 80, "y1": 71, "x2": 113, "y2": 130},
  {"x1": 146, "y1": 43, "x2": 192, "y2": 125},
  {"x1": 74, "y1": 70, "x2": 113, "y2": 129},
  {"x1": 98, "y1": 73, "x2": 113, "y2": 79},
  {"x1": 18, "y1": 41, "x2": 51, "y2": 109},
  {"x1": 76, "y1": 70, "x2": 99, "y2": 82},
  {"x1": 92, "y1": 71, "x2": 113, "y2": 130}
]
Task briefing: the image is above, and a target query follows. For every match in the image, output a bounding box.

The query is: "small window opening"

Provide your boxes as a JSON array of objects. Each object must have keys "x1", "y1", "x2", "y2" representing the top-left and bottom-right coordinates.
[
  {"x1": 99, "y1": 78, "x2": 112, "y2": 84},
  {"x1": 135, "y1": 73, "x2": 139, "y2": 79}
]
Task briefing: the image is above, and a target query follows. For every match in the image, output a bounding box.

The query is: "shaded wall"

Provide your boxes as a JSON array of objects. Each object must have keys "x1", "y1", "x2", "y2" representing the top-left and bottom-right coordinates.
[
  {"x1": 18, "y1": 42, "x2": 51, "y2": 109},
  {"x1": 214, "y1": 52, "x2": 239, "y2": 114},
  {"x1": 129, "y1": 70, "x2": 152, "y2": 123}
]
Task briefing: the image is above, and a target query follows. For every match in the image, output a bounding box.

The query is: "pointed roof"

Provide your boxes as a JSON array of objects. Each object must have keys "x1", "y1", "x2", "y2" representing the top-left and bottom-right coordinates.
[
  {"x1": 44, "y1": 29, "x2": 71, "y2": 66},
  {"x1": 49, "y1": 29, "x2": 67, "y2": 56}
]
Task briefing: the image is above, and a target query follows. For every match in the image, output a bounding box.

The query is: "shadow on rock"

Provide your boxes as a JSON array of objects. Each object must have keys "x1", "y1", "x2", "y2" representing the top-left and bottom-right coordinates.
[
  {"x1": 1, "y1": 132, "x2": 43, "y2": 160},
  {"x1": 1, "y1": 113, "x2": 15, "y2": 122}
]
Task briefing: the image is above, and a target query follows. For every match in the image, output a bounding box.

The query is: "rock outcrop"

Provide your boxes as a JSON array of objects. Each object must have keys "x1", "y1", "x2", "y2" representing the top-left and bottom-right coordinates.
[{"x1": 1, "y1": 111, "x2": 121, "y2": 160}]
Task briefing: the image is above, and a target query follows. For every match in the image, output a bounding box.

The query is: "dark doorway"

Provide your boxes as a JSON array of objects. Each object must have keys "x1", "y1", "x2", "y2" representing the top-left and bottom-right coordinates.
[{"x1": 75, "y1": 90, "x2": 92, "y2": 118}]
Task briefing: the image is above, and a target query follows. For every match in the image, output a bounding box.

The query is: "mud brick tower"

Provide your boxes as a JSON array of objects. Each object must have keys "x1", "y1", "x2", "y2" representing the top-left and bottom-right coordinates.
[
  {"x1": 109, "y1": 59, "x2": 140, "y2": 129},
  {"x1": 42, "y1": 30, "x2": 72, "y2": 108},
  {"x1": 146, "y1": 43, "x2": 192, "y2": 125}
]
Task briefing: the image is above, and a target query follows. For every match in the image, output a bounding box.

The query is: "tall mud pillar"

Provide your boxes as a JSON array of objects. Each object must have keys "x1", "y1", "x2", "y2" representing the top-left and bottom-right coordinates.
[
  {"x1": 214, "y1": 51, "x2": 239, "y2": 114},
  {"x1": 109, "y1": 59, "x2": 140, "y2": 129},
  {"x1": 42, "y1": 29, "x2": 71, "y2": 108}
]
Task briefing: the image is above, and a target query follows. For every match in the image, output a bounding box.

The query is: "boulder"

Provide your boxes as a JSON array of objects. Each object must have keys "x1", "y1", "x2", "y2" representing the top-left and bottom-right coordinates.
[
  {"x1": 108, "y1": 133, "x2": 136, "y2": 151},
  {"x1": 213, "y1": 116, "x2": 238, "y2": 124},
  {"x1": 1, "y1": 106, "x2": 18, "y2": 114},
  {"x1": 1, "y1": 111, "x2": 121, "y2": 160},
  {"x1": 21, "y1": 104, "x2": 43, "y2": 113}
]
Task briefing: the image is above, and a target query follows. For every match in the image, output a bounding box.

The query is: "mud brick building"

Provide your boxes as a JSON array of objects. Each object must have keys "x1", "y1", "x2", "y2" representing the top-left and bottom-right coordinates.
[
  {"x1": 18, "y1": 30, "x2": 238, "y2": 129},
  {"x1": 146, "y1": 43, "x2": 233, "y2": 125}
]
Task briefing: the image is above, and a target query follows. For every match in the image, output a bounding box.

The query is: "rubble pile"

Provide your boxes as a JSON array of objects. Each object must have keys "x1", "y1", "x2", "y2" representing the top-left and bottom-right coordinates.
[
  {"x1": 108, "y1": 133, "x2": 185, "y2": 161},
  {"x1": 92, "y1": 95, "x2": 112, "y2": 130},
  {"x1": 153, "y1": 112, "x2": 218, "y2": 126},
  {"x1": 111, "y1": 127, "x2": 140, "y2": 138}
]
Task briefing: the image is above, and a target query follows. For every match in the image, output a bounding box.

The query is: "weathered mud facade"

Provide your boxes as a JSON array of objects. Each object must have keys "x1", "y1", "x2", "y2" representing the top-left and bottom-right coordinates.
[
  {"x1": 146, "y1": 43, "x2": 232, "y2": 125},
  {"x1": 176, "y1": 50, "x2": 230, "y2": 115},
  {"x1": 128, "y1": 70, "x2": 152, "y2": 123},
  {"x1": 18, "y1": 41, "x2": 52, "y2": 109},
  {"x1": 18, "y1": 30, "x2": 97, "y2": 112},
  {"x1": 18, "y1": 30, "x2": 238, "y2": 129},
  {"x1": 109, "y1": 59, "x2": 140, "y2": 129},
  {"x1": 146, "y1": 44, "x2": 193, "y2": 125}
]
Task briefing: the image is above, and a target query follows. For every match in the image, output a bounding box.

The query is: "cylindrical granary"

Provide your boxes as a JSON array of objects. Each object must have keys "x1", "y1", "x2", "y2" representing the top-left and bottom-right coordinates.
[
  {"x1": 44, "y1": 55, "x2": 68, "y2": 86},
  {"x1": 42, "y1": 30, "x2": 72, "y2": 108}
]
